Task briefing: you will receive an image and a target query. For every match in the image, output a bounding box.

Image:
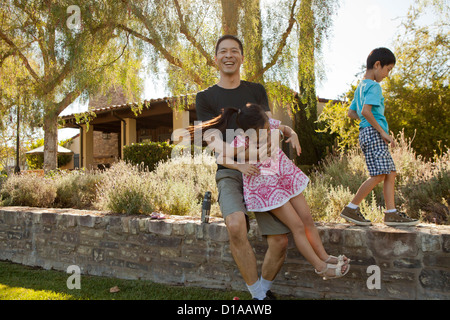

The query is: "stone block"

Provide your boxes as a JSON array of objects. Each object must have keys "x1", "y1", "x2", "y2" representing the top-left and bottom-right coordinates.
[
  {"x1": 78, "y1": 215, "x2": 96, "y2": 228},
  {"x1": 367, "y1": 229, "x2": 418, "y2": 258},
  {"x1": 148, "y1": 220, "x2": 172, "y2": 236},
  {"x1": 205, "y1": 222, "x2": 228, "y2": 242}
]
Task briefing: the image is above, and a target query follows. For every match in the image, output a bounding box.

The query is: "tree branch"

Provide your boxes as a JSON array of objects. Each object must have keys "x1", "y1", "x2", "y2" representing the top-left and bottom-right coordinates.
[
  {"x1": 173, "y1": 0, "x2": 217, "y2": 69},
  {"x1": 117, "y1": 22, "x2": 204, "y2": 86},
  {"x1": 247, "y1": 0, "x2": 298, "y2": 82},
  {"x1": 121, "y1": 0, "x2": 204, "y2": 86},
  {"x1": 0, "y1": 28, "x2": 40, "y2": 82}
]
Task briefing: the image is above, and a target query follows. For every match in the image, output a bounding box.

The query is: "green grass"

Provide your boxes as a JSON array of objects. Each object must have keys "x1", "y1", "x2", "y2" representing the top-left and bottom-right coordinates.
[{"x1": 0, "y1": 260, "x2": 252, "y2": 300}]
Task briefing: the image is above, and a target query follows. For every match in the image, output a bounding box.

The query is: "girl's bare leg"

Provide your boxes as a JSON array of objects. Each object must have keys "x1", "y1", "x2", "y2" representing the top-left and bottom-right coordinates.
[
  {"x1": 271, "y1": 201, "x2": 344, "y2": 277},
  {"x1": 290, "y1": 194, "x2": 349, "y2": 268}
]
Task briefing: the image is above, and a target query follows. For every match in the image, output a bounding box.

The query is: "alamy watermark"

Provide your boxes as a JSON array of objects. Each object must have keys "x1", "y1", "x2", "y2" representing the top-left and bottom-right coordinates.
[
  {"x1": 66, "y1": 5, "x2": 81, "y2": 30},
  {"x1": 171, "y1": 122, "x2": 282, "y2": 173},
  {"x1": 66, "y1": 265, "x2": 81, "y2": 290}
]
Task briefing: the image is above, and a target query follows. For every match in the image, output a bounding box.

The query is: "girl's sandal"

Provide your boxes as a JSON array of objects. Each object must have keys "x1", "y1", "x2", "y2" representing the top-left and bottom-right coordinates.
[
  {"x1": 315, "y1": 260, "x2": 350, "y2": 280},
  {"x1": 325, "y1": 254, "x2": 350, "y2": 265}
]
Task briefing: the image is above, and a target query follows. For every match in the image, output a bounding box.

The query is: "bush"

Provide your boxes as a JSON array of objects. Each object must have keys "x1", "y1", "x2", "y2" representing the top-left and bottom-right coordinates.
[
  {"x1": 0, "y1": 173, "x2": 56, "y2": 207},
  {"x1": 54, "y1": 170, "x2": 103, "y2": 209},
  {"x1": 95, "y1": 161, "x2": 154, "y2": 215},
  {"x1": 305, "y1": 131, "x2": 449, "y2": 224},
  {"x1": 123, "y1": 141, "x2": 175, "y2": 171}
]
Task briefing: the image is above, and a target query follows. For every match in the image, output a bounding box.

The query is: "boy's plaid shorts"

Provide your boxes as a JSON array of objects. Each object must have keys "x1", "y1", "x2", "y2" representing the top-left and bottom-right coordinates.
[{"x1": 359, "y1": 126, "x2": 396, "y2": 177}]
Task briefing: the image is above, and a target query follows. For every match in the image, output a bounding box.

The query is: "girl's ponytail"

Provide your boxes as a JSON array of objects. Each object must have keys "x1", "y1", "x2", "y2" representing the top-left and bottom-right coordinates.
[{"x1": 188, "y1": 107, "x2": 239, "y2": 140}]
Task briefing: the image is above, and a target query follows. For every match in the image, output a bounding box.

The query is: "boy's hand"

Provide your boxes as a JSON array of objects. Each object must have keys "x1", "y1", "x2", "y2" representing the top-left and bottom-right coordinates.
[{"x1": 381, "y1": 132, "x2": 396, "y2": 148}]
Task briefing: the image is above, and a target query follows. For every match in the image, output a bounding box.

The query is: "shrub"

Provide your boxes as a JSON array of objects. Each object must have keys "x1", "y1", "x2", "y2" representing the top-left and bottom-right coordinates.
[
  {"x1": 305, "y1": 131, "x2": 449, "y2": 224},
  {"x1": 54, "y1": 170, "x2": 103, "y2": 209},
  {"x1": 123, "y1": 141, "x2": 175, "y2": 171},
  {"x1": 95, "y1": 161, "x2": 154, "y2": 215},
  {"x1": 0, "y1": 173, "x2": 56, "y2": 207},
  {"x1": 149, "y1": 153, "x2": 220, "y2": 216}
]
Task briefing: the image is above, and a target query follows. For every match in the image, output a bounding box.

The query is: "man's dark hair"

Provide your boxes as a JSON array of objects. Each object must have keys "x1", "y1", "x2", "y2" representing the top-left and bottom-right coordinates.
[
  {"x1": 215, "y1": 35, "x2": 244, "y2": 56},
  {"x1": 366, "y1": 47, "x2": 396, "y2": 69}
]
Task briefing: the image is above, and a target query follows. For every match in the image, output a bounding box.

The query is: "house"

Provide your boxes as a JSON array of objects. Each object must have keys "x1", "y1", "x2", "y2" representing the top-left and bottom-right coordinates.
[{"x1": 60, "y1": 88, "x2": 338, "y2": 169}]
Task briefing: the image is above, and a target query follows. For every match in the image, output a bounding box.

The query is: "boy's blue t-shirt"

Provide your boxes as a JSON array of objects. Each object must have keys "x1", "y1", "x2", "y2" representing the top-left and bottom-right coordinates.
[{"x1": 349, "y1": 79, "x2": 389, "y2": 134}]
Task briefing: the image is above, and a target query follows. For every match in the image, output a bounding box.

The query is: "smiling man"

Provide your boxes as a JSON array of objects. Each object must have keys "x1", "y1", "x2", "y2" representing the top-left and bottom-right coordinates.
[{"x1": 195, "y1": 35, "x2": 299, "y2": 300}]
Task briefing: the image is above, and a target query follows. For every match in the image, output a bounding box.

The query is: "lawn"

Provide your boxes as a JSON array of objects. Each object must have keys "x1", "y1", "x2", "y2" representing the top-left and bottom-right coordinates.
[{"x1": 0, "y1": 260, "x2": 251, "y2": 300}]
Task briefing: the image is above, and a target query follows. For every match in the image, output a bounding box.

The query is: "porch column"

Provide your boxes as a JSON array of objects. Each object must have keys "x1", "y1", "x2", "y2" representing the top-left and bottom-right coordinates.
[
  {"x1": 172, "y1": 109, "x2": 190, "y2": 130},
  {"x1": 124, "y1": 118, "x2": 136, "y2": 145},
  {"x1": 119, "y1": 118, "x2": 137, "y2": 157},
  {"x1": 81, "y1": 124, "x2": 94, "y2": 169}
]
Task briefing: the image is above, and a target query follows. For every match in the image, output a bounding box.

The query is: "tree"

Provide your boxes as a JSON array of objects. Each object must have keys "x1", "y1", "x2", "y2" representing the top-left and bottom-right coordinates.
[
  {"x1": 383, "y1": 4, "x2": 449, "y2": 158},
  {"x1": 118, "y1": 0, "x2": 338, "y2": 163},
  {"x1": 317, "y1": 1, "x2": 449, "y2": 159},
  {"x1": 0, "y1": 0, "x2": 142, "y2": 172}
]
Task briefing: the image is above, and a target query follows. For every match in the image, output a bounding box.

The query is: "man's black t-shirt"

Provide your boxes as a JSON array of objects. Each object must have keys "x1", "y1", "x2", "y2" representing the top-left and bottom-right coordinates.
[
  {"x1": 195, "y1": 80, "x2": 270, "y2": 140},
  {"x1": 195, "y1": 80, "x2": 270, "y2": 170}
]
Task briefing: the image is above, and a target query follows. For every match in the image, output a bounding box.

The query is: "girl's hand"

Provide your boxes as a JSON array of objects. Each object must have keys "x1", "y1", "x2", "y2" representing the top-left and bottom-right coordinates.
[
  {"x1": 285, "y1": 132, "x2": 301, "y2": 156},
  {"x1": 237, "y1": 163, "x2": 260, "y2": 176}
]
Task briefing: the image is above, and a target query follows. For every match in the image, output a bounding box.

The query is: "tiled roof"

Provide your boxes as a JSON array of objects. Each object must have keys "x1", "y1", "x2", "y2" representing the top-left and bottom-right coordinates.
[{"x1": 60, "y1": 94, "x2": 196, "y2": 120}]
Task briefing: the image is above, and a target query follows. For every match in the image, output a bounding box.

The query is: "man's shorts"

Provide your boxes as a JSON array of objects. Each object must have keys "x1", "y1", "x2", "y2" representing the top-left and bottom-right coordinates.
[
  {"x1": 215, "y1": 168, "x2": 290, "y2": 236},
  {"x1": 359, "y1": 126, "x2": 396, "y2": 177}
]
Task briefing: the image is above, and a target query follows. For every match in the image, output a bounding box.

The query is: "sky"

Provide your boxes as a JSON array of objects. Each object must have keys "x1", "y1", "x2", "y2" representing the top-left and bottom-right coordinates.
[
  {"x1": 317, "y1": 0, "x2": 419, "y2": 100},
  {"x1": 59, "y1": 0, "x2": 437, "y2": 140}
]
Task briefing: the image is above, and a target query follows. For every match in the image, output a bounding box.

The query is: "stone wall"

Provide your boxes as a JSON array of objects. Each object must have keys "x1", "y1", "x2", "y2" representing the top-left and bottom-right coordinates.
[{"x1": 0, "y1": 206, "x2": 448, "y2": 300}]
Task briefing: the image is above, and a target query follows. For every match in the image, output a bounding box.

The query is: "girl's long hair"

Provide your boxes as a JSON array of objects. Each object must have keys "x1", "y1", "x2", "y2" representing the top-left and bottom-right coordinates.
[{"x1": 188, "y1": 103, "x2": 268, "y2": 140}]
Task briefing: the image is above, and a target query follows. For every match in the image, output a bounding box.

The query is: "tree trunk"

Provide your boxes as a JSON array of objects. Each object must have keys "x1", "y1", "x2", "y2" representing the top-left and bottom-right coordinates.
[
  {"x1": 242, "y1": 0, "x2": 264, "y2": 83},
  {"x1": 220, "y1": 0, "x2": 242, "y2": 34},
  {"x1": 294, "y1": 0, "x2": 319, "y2": 165},
  {"x1": 43, "y1": 111, "x2": 58, "y2": 173}
]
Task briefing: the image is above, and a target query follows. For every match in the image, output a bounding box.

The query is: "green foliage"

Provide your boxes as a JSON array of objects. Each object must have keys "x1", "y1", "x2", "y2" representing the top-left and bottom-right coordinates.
[
  {"x1": 0, "y1": 174, "x2": 56, "y2": 207},
  {"x1": 25, "y1": 139, "x2": 72, "y2": 169},
  {"x1": 383, "y1": 5, "x2": 449, "y2": 159},
  {"x1": 305, "y1": 131, "x2": 449, "y2": 224},
  {"x1": 123, "y1": 141, "x2": 175, "y2": 171},
  {"x1": 54, "y1": 170, "x2": 102, "y2": 209},
  {"x1": 95, "y1": 162, "x2": 154, "y2": 215},
  {"x1": 317, "y1": 86, "x2": 359, "y2": 151}
]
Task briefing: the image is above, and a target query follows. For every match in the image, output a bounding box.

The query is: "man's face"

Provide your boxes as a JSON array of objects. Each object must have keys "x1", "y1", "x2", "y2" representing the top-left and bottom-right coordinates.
[{"x1": 215, "y1": 39, "x2": 244, "y2": 75}]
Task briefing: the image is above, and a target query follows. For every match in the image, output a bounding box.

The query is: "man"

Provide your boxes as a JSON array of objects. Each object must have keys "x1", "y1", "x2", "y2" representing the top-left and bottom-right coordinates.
[{"x1": 195, "y1": 35, "x2": 301, "y2": 300}]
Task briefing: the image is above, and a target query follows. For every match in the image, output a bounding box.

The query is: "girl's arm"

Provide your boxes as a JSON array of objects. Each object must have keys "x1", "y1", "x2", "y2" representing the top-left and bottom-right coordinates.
[
  {"x1": 265, "y1": 111, "x2": 301, "y2": 156},
  {"x1": 217, "y1": 144, "x2": 260, "y2": 176}
]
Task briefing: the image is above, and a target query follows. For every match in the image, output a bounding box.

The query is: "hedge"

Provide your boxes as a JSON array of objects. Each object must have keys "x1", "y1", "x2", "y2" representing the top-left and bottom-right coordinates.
[{"x1": 123, "y1": 141, "x2": 175, "y2": 171}]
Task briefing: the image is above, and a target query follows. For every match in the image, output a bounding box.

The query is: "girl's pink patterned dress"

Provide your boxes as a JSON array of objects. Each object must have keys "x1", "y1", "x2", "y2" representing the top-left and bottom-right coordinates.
[{"x1": 231, "y1": 118, "x2": 309, "y2": 212}]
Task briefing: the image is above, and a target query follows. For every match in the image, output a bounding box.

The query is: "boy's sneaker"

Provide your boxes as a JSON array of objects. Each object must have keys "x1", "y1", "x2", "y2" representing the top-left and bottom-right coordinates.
[
  {"x1": 340, "y1": 206, "x2": 372, "y2": 226},
  {"x1": 384, "y1": 211, "x2": 419, "y2": 226}
]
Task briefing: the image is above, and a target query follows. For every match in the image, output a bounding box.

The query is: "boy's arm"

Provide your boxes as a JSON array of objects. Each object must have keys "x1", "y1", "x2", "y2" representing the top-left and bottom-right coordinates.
[
  {"x1": 348, "y1": 109, "x2": 359, "y2": 120},
  {"x1": 361, "y1": 104, "x2": 396, "y2": 147}
]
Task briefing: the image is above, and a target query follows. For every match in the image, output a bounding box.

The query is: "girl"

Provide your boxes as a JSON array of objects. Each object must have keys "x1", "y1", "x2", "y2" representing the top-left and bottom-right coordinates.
[{"x1": 190, "y1": 103, "x2": 350, "y2": 280}]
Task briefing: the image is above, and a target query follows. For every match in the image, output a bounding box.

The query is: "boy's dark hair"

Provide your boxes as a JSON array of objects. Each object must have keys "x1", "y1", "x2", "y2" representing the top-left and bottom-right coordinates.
[
  {"x1": 366, "y1": 47, "x2": 396, "y2": 69},
  {"x1": 215, "y1": 35, "x2": 244, "y2": 56}
]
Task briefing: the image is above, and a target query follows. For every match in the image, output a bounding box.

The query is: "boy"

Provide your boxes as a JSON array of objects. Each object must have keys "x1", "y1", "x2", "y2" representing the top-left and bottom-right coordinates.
[{"x1": 340, "y1": 47, "x2": 418, "y2": 226}]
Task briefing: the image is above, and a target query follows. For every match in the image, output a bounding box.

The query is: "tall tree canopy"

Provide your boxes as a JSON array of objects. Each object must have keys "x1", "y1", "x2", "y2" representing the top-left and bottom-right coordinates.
[
  {"x1": 0, "y1": 0, "x2": 142, "y2": 172},
  {"x1": 1, "y1": 0, "x2": 339, "y2": 169}
]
